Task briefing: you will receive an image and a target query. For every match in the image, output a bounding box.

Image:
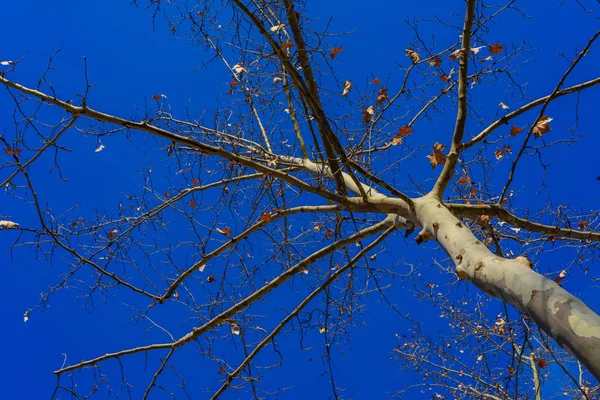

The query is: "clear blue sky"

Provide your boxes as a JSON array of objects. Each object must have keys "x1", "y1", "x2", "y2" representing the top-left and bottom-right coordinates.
[{"x1": 1, "y1": 0, "x2": 599, "y2": 398}]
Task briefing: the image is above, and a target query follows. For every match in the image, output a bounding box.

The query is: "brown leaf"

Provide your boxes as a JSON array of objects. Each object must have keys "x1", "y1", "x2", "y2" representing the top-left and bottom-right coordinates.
[
  {"x1": 229, "y1": 81, "x2": 237, "y2": 87},
  {"x1": 440, "y1": 74, "x2": 451, "y2": 82},
  {"x1": 494, "y1": 144, "x2": 512, "y2": 160},
  {"x1": 405, "y1": 49, "x2": 420, "y2": 63},
  {"x1": 107, "y1": 229, "x2": 118, "y2": 240},
  {"x1": 325, "y1": 229, "x2": 334, "y2": 240},
  {"x1": 510, "y1": 126, "x2": 523, "y2": 137},
  {"x1": 376, "y1": 88, "x2": 389, "y2": 104},
  {"x1": 426, "y1": 142, "x2": 447, "y2": 168},
  {"x1": 153, "y1": 94, "x2": 164, "y2": 101},
  {"x1": 207, "y1": 274, "x2": 216, "y2": 283},
  {"x1": 554, "y1": 270, "x2": 567, "y2": 285},
  {"x1": 260, "y1": 212, "x2": 273, "y2": 223},
  {"x1": 449, "y1": 48, "x2": 465, "y2": 60},
  {"x1": 533, "y1": 116, "x2": 552, "y2": 138},
  {"x1": 578, "y1": 219, "x2": 590, "y2": 230},
  {"x1": 330, "y1": 46, "x2": 343, "y2": 60},
  {"x1": 371, "y1": 78, "x2": 381, "y2": 85},
  {"x1": 458, "y1": 175, "x2": 470, "y2": 185},
  {"x1": 0, "y1": 220, "x2": 19, "y2": 229},
  {"x1": 189, "y1": 200, "x2": 196, "y2": 208},
  {"x1": 488, "y1": 42, "x2": 504, "y2": 55},
  {"x1": 281, "y1": 40, "x2": 294, "y2": 50},
  {"x1": 342, "y1": 80, "x2": 352, "y2": 96},
  {"x1": 4, "y1": 147, "x2": 22, "y2": 156},
  {"x1": 391, "y1": 125, "x2": 413, "y2": 145},
  {"x1": 217, "y1": 227, "x2": 232, "y2": 236},
  {"x1": 537, "y1": 357, "x2": 550, "y2": 369},
  {"x1": 362, "y1": 106, "x2": 375, "y2": 123},
  {"x1": 192, "y1": 178, "x2": 200, "y2": 186},
  {"x1": 428, "y1": 57, "x2": 442, "y2": 67}
]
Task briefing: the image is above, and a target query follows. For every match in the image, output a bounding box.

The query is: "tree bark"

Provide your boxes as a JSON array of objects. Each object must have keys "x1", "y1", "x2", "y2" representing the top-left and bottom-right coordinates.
[{"x1": 415, "y1": 195, "x2": 600, "y2": 381}]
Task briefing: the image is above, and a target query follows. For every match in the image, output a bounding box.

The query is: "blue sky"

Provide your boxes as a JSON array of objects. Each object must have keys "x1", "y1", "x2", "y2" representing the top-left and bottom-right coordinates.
[{"x1": 1, "y1": 0, "x2": 599, "y2": 398}]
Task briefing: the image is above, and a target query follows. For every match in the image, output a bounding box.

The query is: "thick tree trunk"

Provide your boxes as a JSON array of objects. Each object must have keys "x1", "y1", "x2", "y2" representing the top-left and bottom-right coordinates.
[{"x1": 415, "y1": 195, "x2": 600, "y2": 381}]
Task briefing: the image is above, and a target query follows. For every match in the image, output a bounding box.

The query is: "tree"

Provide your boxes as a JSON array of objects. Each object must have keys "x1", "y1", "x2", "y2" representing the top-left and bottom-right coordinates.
[{"x1": 1, "y1": 0, "x2": 600, "y2": 398}]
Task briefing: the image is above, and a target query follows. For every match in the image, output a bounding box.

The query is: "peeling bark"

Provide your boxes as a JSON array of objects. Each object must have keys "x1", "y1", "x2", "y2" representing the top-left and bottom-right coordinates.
[{"x1": 415, "y1": 196, "x2": 600, "y2": 381}]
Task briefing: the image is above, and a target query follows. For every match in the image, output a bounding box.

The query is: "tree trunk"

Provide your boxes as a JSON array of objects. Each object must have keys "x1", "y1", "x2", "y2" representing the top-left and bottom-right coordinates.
[{"x1": 415, "y1": 195, "x2": 600, "y2": 381}]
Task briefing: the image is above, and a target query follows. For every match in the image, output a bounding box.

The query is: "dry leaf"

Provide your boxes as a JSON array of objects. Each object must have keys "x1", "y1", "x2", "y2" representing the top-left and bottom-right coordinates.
[
  {"x1": 4, "y1": 147, "x2": 22, "y2": 156},
  {"x1": 325, "y1": 229, "x2": 334, "y2": 240},
  {"x1": 470, "y1": 46, "x2": 485, "y2": 54},
  {"x1": 217, "y1": 227, "x2": 232, "y2": 236},
  {"x1": 270, "y1": 24, "x2": 284, "y2": 32},
  {"x1": 391, "y1": 125, "x2": 413, "y2": 145},
  {"x1": 362, "y1": 106, "x2": 375, "y2": 123},
  {"x1": 428, "y1": 57, "x2": 442, "y2": 67},
  {"x1": 449, "y1": 48, "x2": 465, "y2": 60},
  {"x1": 426, "y1": 142, "x2": 447, "y2": 168},
  {"x1": 440, "y1": 74, "x2": 451, "y2": 82},
  {"x1": 578, "y1": 219, "x2": 590, "y2": 230},
  {"x1": 153, "y1": 94, "x2": 166, "y2": 101},
  {"x1": 376, "y1": 88, "x2": 389, "y2": 104},
  {"x1": 537, "y1": 357, "x2": 549, "y2": 369},
  {"x1": 499, "y1": 102, "x2": 510, "y2": 110},
  {"x1": 207, "y1": 274, "x2": 216, "y2": 283},
  {"x1": 480, "y1": 56, "x2": 493, "y2": 63},
  {"x1": 0, "y1": 220, "x2": 19, "y2": 229},
  {"x1": 371, "y1": 78, "x2": 381, "y2": 85},
  {"x1": 494, "y1": 144, "x2": 512, "y2": 160},
  {"x1": 260, "y1": 212, "x2": 273, "y2": 223},
  {"x1": 405, "y1": 49, "x2": 420, "y2": 63},
  {"x1": 192, "y1": 178, "x2": 200, "y2": 186},
  {"x1": 189, "y1": 200, "x2": 196, "y2": 208},
  {"x1": 330, "y1": 46, "x2": 343, "y2": 60},
  {"x1": 231, "y1": 323, "x2": 241, "y2": 335},
  {"x1": 281, "y1": 40, "x2": 294, "y2": 50},
  {"x1": 555, "y1": 270, "x2": 567, "y2": 285},
  {"x1": 510, "y1": 126, "x2": 523, "y2": 136},
  {"x1": 95, "y1": 144, "x2": 105, "y2": 153},
  {"x1": 232, "y1": 63, "x2": 246, "y2": 74},
  {"x1": 342, "y1": 80, "x2": 352, "y2": 96},
  {"x1": 273, "y1": 76, "x2": 283, "y2": 83},
  {"x1": 107, "y1": 229, "x2": 118, "y2": 240},
  {"x1": 488, "y1": 42, "x2": 504, "y2": 54},
  {"x1": 533, "y1": 116, "x2": 552, "y2": 138},
  {"x1": 319, "y1": 327, "x2": 327, "y2": 334},
  {"x1": 458, "y1": 175, "x2": 470, "y2": 185}
]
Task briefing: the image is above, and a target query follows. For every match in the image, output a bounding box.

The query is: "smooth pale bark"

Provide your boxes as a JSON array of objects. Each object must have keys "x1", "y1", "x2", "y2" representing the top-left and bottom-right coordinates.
[{"x1": 415, "y1": 195, "x2": 600, "y2": 380}]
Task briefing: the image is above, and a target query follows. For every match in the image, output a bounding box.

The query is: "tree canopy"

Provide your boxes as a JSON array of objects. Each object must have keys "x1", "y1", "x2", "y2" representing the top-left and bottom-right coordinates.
[{"x1": 1, "y1": 0, "x2": 600, "y2": 398}]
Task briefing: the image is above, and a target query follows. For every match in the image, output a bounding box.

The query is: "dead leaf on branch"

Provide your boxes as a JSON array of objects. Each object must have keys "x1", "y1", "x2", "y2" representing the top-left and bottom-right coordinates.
[
  {"x1": 330, "y1": 46, "x2": 343, "y2": 60},
  {"x1": 510, "y1": 126, "x2": 523, "y2": 136},
  {"x1": 428, "y1": 57, "x2": 442, "y2": 67},
  {"x1": 449, "y1": 48, "x2": 465, "y2": 60},
  {"x1": 376, "y1": 88, "x2": 389, "y2": 104},
  {"x1": 405, "y1": 49, "x2": 420, "y2": 63},
  {"x1": 0, "y1": 220, "x2": 19, "y2": 229},
  {"x1": 533, "y1": 116, "x2": 552, "y2": 138},
  {"x1": 217, "y1": 227, "x2": 232, "y2": 236},
  {"x1": 4, "y1": 147, "x2": 22, "y2": 156},
  {"x1": 260, "y1": 212, "x2": 273, "y2": 223},
  {"x1": 370, "y1": 78, "x2": 381, "y2": 85},
  {"x1": 494, "y1": 144, "x2": 512, "y2": 160},
  {"x1": 458, "y1": 175, "x2": 470, "y2": 185},
  {"x1": 390, "y1": 125, "x2": 413, "y2": 145},
  {"x1": 488, "y1": 42, "x2": 504, "y2": 54},
  {"x1": 499, "y1": 102, "x2": 510, "y2": 110},
  {"x1": 362, "y1": 106, "x2": 375, "y2": 123},
  {"x1": 426, "y1": 142, "x2": 447, "y2": 168},
  {"x1": 342, "y1": 80, "x2": 352, "y2": 96},
  {"x1": 578, "y1": 219, "x2": 590, "y2": 230}
]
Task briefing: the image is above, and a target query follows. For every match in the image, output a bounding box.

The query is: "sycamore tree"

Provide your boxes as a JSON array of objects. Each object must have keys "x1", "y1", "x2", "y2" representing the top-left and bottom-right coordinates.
[{"x1": 2, "y1": 0, "x2": 600, "y2": 398}]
